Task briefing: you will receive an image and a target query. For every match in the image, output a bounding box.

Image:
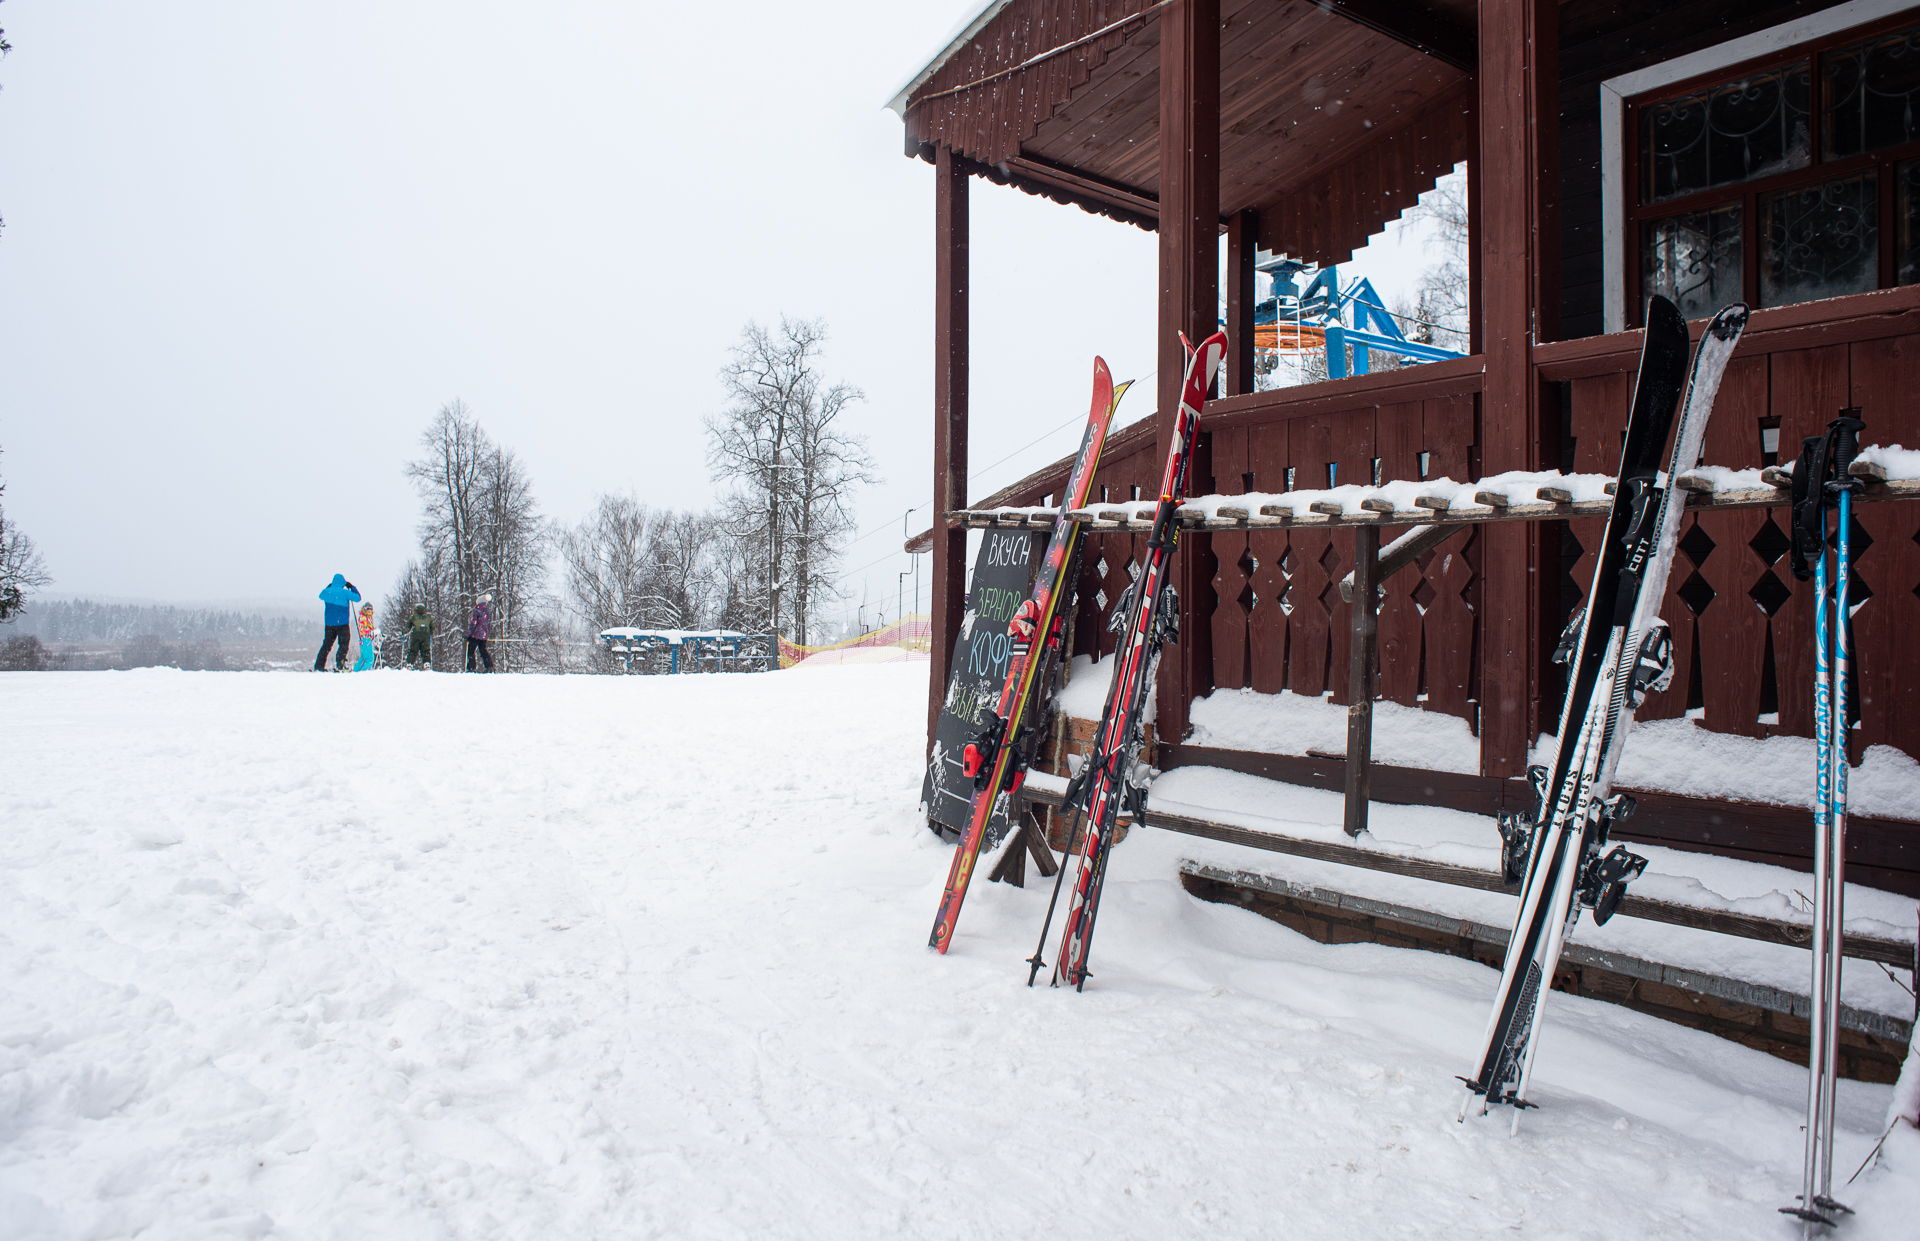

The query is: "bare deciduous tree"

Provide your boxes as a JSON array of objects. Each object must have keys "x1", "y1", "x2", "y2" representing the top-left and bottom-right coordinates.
[
  {"x1": 647, "y1": 509, "x2": 719, "y2": 632},
  {"x1": 562, "y1": 493, "x2": 656, "y2": 639},
  {"x1": 474, "y1": 440, "x2": 548, "y2": 660},
  {"x1": 0, "y1": 449, "x2": 52, "y2": 624},
  {"x1": 561, "y1": 496, "x2": 725, "y2": 670},
  {"x1": 1403, "y1": 165, "x2": 1471, "y2": 354},
  {"x1": 705, "y1": 318, "x2": 876, "y2": 647},
  {"x1": 398, "y1": 402, "x2": 551, "y2": 671}
]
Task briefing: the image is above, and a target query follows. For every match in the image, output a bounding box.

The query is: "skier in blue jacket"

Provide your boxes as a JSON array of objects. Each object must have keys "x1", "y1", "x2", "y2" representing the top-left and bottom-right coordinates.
[{"x1": 314, "y1": 574, "x2": 361, "y2": 671}]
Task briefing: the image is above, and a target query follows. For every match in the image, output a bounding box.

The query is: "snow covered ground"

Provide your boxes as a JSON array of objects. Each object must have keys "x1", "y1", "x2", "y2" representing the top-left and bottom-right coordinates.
[{"x1": 4, "y1": 665, "x2": 1917, "y2": 1239}]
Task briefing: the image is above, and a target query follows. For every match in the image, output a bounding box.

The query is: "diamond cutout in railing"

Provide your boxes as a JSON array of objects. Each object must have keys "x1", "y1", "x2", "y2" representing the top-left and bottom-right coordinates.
[
  {"x1": 1126, "y1": 558, "x2": 1141, "y2": 582},
  {"x1": 1845, "y1": 571, "x2": 1873, "y2": 608},
  {"x1": 1847, "y1": 515, "x2": 1873, "y2": 557},
  {"x1": 1278, "y1": 585, "x2": 1294, "y2": 616},
  {"x1": 1562, "y1": 526, "x2": 1585, "y2": 562},
  {"x1": 1749, "y1": 570, "x2": 1791, "y2": 617},
  {"x1": 1318, "y1": 581, "x2": 1338, "y2": 615},
  {"x1": 1319, "y1": 543, "x2": 1341, "y2": 577},
  {"x1": 1096, "y1": 556, "x2": 1109, "y2": 579},
  {"x1": 1679, "y1": 522, "x2": 1716, "y2": 569},
  {"x1": 1239, "y1": 547, "x2": 1257, "y2": 579},
  {"x1": 1412, "y1": 577, "x2": 1437, "y2": 614},
  {"x1": 1278, "y1": 548, "x2": 1292, "y2": 577},
  {"x1": 1095, "y1": 588, "x2": 1109, "y2": 611},
  {"x1": 1748, "y1": 515, "x2": 1791, "y2": 567},
  {"x1": 1677, "y1": 571, "x2": 1715, "y2": 616}
]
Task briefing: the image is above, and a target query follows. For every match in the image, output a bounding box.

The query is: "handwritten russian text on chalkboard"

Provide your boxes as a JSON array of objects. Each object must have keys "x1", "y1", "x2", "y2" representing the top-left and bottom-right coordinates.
[{"x1": 922, "y1": 528, "x2": 1043, "y2": 839}]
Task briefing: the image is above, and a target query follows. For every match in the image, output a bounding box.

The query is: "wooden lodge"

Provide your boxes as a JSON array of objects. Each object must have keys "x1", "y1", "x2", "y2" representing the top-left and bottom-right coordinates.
[{"x1": 896, "y1": 0, "x2": 1920, "y2": 906}]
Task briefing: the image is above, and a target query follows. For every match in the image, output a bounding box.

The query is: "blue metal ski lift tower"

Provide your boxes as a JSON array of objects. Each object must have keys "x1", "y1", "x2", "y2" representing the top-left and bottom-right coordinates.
[{"x1": 1252, "y1": 255, "x2": 1462, "y2": 379}]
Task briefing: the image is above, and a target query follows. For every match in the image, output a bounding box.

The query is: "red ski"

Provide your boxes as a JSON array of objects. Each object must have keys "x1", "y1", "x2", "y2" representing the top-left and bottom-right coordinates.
[
  {"x1": 928, "y1": 358, "x2": 1129, "y2": 954},
  {"x1": 1041, "y1": 331, "x2": 1225, "y2": 988}
]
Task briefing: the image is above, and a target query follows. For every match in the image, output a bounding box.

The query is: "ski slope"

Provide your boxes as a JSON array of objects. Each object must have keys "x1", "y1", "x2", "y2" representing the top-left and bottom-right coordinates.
[{"x1": 2, "y1": 665, "x2": 1915, "y2": 1239}]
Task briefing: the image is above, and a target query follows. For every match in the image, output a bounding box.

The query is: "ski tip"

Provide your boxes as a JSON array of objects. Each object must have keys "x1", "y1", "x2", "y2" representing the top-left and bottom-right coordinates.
[
  {"x1": 1193, "y1": 330, "x2": 1229, "y2": 385},
  {"x1": 1707, "y1": 302, "x2": 1750, "y2": 340},
  {"x1": 1645, "y1": 294, "x2": 1687, "y2": 339},
  {"x1": 1112, "y1": 378, "x2": 1135, "y2": 408}
]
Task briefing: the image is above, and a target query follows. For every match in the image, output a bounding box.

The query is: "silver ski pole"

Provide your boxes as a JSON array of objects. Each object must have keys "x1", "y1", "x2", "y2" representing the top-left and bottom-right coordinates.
[
  {"x1": 1800, "y1": 511, "x2": 1835, "y2": 1238},
  {"x1": 1822, "y1": 479, "x2": 1851, "y2": 1216},
  {"x1": 1819, "y1": 415, "x2": 1863, "y2": 1226},
  {"x1": 1789, "y1": 412, "x2": 1864, "y2": 1235}
]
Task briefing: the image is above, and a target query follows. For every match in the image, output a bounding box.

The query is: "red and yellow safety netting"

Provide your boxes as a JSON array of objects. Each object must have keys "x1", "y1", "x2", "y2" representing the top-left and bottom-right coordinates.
[{"x1": 778, "y1": 614, "x2": 931, "y2": 669}]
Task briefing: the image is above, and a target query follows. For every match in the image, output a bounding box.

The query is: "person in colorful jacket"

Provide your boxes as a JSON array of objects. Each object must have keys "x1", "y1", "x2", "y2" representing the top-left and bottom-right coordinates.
[
  {"x1": 314, "y1": 574, "x2": 361, "y2": 671},
  {"x1": 352, "y1": 602, "x2": 378, "y2": 671},
  {"x1": 465, "y1": 593, "x2": 493, "y2": 673},
  {"x1": 403, "y1": 604, "x2": 434, "y2": 669}
]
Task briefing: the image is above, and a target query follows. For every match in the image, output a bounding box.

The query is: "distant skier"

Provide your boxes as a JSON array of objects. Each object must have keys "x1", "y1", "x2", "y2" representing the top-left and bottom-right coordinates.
[
  {"x1": 314, "y1": 574, "x2": 361, "y2": 672},
  {"x1": 403, "y1": 604, "x2": 434, "y2": 669},
  {"x1": 465, "y1": 593, "x2": 494, "y2": 673},
  {"x1": 352, "y1": 602, "x2": 378, "y2": 671}
]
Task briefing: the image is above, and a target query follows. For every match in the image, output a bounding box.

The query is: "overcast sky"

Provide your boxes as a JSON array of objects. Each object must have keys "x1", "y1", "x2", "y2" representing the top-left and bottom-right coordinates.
[{"x1": 0, "y1": 1, "x2": 1435, "y2": 624}]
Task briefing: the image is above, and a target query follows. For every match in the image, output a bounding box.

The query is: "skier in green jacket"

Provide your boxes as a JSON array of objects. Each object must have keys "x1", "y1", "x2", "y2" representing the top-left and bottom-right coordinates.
[{"x1": 404, "y1": 605, "x2": 435, "y2": 669}]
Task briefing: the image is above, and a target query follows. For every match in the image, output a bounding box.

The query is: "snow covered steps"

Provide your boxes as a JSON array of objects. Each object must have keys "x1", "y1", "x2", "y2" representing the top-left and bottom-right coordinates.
[
  {"x1": 1180, "y1": 861, "x2": 1913, "y2": 1050},
  {"x1": 1013, "y1": 778, "x2": 1913, "y2": 968}
]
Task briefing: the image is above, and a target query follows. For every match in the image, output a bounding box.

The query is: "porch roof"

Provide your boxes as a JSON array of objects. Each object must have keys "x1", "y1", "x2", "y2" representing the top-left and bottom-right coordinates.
[{"x1": 895, "y1": 0, "x2": 1477, "y2": 266}]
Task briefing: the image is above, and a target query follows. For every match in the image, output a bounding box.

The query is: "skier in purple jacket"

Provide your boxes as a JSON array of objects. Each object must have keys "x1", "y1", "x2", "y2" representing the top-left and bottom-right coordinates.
[{"x1": 465, "y1": 593, "x2": 494, "y2": 673}]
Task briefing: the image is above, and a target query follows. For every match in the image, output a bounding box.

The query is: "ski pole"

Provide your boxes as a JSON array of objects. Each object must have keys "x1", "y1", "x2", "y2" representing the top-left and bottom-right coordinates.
[
  {"x1": 1820, "y1": 412, "x2": 1864, "y2": 1224},
  {"x1": 1026, "y1": 797, "x2": 1090, "y2": 986}
]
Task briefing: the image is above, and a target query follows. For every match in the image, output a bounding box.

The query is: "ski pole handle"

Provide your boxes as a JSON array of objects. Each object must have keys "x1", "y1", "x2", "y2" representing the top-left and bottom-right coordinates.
[{"x1": 1828, "y1": 409, "x2": 1865, "y2": 491}]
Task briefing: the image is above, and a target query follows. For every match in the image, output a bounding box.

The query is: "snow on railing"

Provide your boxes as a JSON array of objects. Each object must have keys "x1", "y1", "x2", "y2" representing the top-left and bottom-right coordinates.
[{"x1": 947, "y1": 446, "x2": 1920, "y2": 532}]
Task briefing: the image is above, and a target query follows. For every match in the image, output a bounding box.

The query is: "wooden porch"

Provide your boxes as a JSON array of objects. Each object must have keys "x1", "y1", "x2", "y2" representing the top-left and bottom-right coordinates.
[{"x1": 898, "y1": 0, "x2": 1920, "y2": 892}]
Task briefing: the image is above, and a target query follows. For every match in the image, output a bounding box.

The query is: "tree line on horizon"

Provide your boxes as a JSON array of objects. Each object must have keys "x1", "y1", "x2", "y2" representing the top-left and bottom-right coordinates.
[{"x1": 0, "y1": 317, "x2": 878, "y2": 676}]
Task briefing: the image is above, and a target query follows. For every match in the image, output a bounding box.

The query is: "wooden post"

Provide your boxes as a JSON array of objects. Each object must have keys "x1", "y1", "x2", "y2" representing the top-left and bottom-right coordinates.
[
  {"x1": 1475, "y1": 0, "x2": 1558, "y2": 779},
  {"x1": 1225, "y1": 209, "x2": 1258, "y2": 397},
  {"x1": 1155, "y1": 0, "x2": 1220, "y2": 748},
  {"x1": 1344, "y1": 524, "x2": 1380, "y2": 837},
  {"x1": 928, "y1": 148, "x2": 970, "y2": 757}
]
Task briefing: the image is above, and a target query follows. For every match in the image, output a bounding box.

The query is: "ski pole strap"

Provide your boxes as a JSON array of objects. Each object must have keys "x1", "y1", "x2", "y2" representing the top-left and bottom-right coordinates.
[
  {"x1": 1790, "y1": 410, "x2": 1869, "y2": 581},
  {"x1": 1790, "y1": 430, "x2": 1835, "y2": 582}
]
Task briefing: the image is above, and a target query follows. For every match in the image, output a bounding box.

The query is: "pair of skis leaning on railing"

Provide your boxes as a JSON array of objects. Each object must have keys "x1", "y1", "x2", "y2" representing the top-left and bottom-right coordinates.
[{"x1": 925, "y1": 330, "x2": 1223, "y2": 993}]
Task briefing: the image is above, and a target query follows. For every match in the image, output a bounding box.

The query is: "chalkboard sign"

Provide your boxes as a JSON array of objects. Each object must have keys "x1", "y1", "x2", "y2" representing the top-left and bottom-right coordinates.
[{"x1": 922, "y1": 527, "x2": 1048, "y2": 841}]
